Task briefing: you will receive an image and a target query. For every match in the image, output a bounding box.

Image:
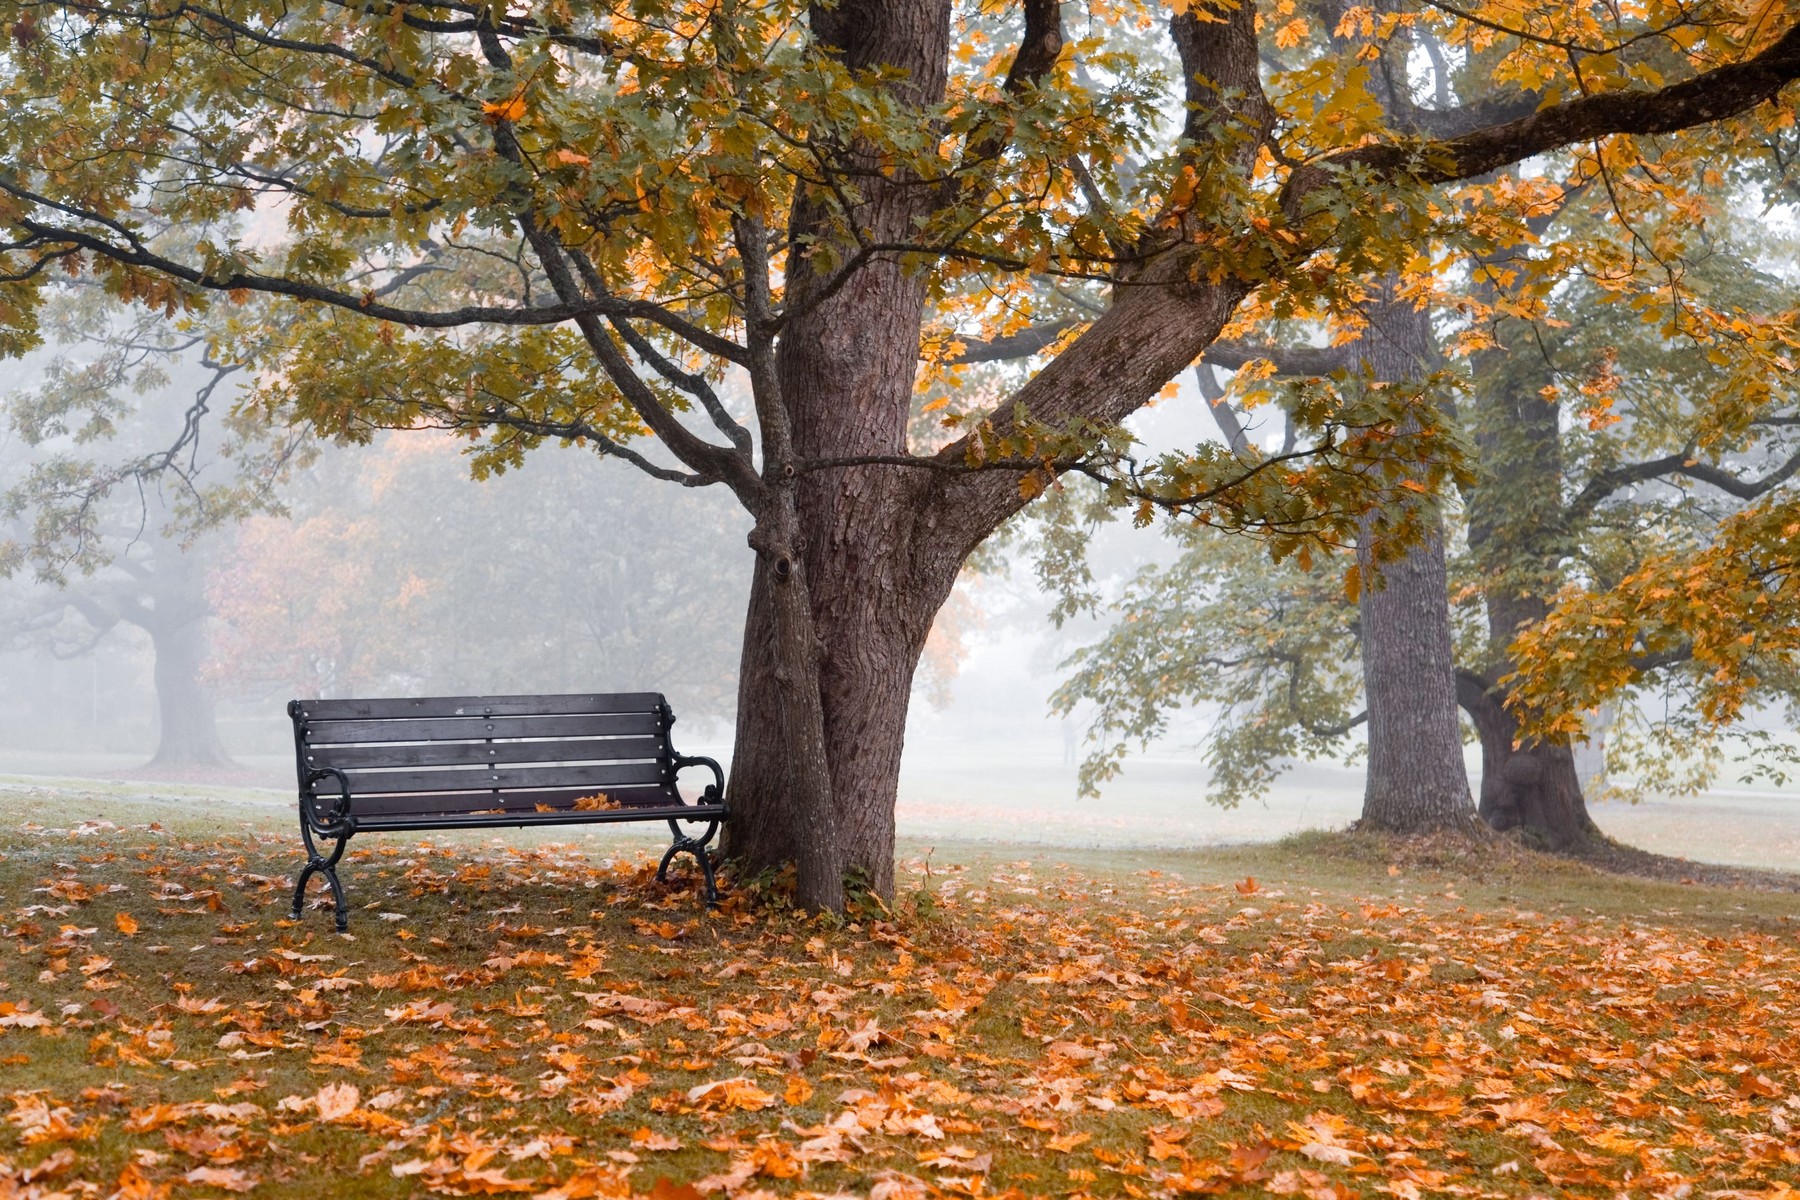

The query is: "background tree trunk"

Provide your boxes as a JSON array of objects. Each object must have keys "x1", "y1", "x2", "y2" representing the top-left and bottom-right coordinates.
[
  {"x1": 143, "y1": 610, "x2": 231, "y2": 768},
  {"x1": 1353, "y1": 292, "x2": 1481, "y2": 834},
  {"x1": 1461, "y1": 309, "x2": 1603, "y2": 850},
  {"x1": 1456, "y1": 669, "x2": 1599, "y2": 848}
]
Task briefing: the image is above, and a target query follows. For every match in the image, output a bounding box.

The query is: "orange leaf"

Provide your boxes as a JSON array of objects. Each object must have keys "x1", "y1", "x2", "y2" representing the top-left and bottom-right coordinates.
[
  {"x1": 482, "y1": 94, "x2": 528, "y2": 123},
  {"x1": 114, "y1": 912, "x2": 138, "y2": 936},
  {"x1": 649, "y1": 1179, "x2": 703, "y2": 1200},
  {"x1": 1235, "y1": 877, "x2": 1259, "y2": 895}
]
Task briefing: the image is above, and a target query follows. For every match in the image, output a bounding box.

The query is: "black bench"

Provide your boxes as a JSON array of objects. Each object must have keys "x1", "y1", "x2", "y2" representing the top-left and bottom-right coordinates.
[{"x1": 287, "y1": 692, "x2": 727, "y2": 930}]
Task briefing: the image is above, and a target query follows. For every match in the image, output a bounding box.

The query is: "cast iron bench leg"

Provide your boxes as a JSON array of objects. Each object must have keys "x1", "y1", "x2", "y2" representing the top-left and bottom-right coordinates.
[
  {"x1": 657, "y1": 819, "x2": 721, "y2": 907},
  {"x1": 291, "y1": 815, "x2": 352, "y2": 931}
]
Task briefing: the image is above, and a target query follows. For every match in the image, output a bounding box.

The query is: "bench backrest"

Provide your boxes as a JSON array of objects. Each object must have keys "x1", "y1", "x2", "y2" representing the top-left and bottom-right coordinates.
[{"x1": 289, "y1": 692, "x2": 684, "y2": 823}]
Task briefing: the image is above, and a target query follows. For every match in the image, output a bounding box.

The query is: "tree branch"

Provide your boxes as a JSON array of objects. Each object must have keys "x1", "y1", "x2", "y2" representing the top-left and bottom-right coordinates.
[
  {"x1": 1195, "y1": 364, "x2": 1250, "y2": 457},
  {"x1": 949, "y1": 318, "x2": 1082, "y2": 363},
  {"x1": 6, "y1": 197, "x2": 746, "y2": 359},
  {"x1": 1283, "y1": 17, "x2": 1800, "y2": 219},
  {"x1": 1202, "y1": 340, "x2": 1356, "y2": 375},
  {"x1": 1570, "y1": 442, "x2": 1800, "y2": 519}
]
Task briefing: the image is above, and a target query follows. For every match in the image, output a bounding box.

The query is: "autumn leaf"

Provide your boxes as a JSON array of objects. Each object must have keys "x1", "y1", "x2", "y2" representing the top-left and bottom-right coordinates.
[
  {"x1": 481, "y1": 93, "x2": 527, "y2": 123},
  {"x1": 648, "y1": 1178, "x2": 703, "y2": 1200},
  {"x1": 1235, "y1": 876, "x2": 1259, "y2": 895},
  {"x1": 315, "y1": 1082, "x2": 360, "y2": 1122},
  {"x1": 114, "y1": 911, "x2": 139, "y2": 936},
  {"x1": 184, "y1": 1166, "x2": 259, "y2": 1192},
  {"x1": 685, "y1": 1077, "x2": 776, "y2": 1111}
]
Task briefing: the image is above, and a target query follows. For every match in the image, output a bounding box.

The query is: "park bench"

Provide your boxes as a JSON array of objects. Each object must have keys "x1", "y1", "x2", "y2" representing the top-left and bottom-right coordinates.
[{"x1": 287, "y1": 692, "x2": 727, "y2": 930}]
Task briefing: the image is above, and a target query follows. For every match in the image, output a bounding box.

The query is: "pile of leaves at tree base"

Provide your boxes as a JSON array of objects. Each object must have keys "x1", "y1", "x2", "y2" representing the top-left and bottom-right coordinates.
[{"x1": 3, "y1": 818, "x2": 1800, "y2": 1199}]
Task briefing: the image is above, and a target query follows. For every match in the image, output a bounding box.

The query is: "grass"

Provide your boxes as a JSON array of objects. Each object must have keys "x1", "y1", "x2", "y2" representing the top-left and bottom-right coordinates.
[{"x1": 4, "y1": 781, "x2": 1800, "y2": 1198}]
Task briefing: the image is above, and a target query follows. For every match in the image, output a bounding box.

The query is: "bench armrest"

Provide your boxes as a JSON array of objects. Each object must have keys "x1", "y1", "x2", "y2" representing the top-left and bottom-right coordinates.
[
  {"x1": 302, "y1": 767, "x2": 357, "y2": 837},
  {"x1": 671, "y1": 754, "x2": 726, "y2": 807}
]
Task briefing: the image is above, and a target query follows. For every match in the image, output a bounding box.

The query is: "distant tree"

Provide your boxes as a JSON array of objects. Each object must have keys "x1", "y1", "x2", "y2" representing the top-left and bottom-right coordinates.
[
  {"x1": 0, "y1": 295, "x2": 290, "y2": 769},
  {"x1": 1052, "y1": 224, "x2": 1800, "y2": 850}
]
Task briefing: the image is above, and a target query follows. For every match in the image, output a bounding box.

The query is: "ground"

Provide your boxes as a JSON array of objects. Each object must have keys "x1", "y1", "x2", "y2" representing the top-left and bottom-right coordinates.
[{"x1": 3, "y1": 781, "x2": 1800, "y2": 1199}]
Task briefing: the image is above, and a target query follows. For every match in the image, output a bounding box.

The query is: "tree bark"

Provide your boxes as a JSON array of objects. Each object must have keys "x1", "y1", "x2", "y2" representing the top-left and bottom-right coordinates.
[
  {"x1": 721, "y1": 0, "x2": 954, "y2": 904},
  {"x1": 1352, "y1": 292, "x2": 1480, "y2": 834},
  {"x1": 1454, "y1": 668, "x2": 1598, "y2": 848}
]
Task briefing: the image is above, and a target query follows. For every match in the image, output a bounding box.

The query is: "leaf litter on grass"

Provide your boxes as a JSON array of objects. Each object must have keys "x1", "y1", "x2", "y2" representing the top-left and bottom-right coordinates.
[{"x1": 0, "y1": 820, "x2": 1798, "y2": 1197}]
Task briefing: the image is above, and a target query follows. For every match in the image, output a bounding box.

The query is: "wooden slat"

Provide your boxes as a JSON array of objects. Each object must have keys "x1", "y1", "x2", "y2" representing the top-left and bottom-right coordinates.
[
  {"x1": 302, "y1": 712, "x2": 661, "y2": 744},
  {"x1": 339, "y1": 761, "x2": 664, "y2": 796},
  {"x1": 326, "y1": 784, "x2": 689, "y2": 820},
  {"x1": 305, "y1": 735, "x2": 665, "y2": 772},
  {"x1": 294, "y1": 693, "x2": 664, "y2": 721},
  {"x1": 351, "y1": 802, "x2": 726, "y2": 832}
]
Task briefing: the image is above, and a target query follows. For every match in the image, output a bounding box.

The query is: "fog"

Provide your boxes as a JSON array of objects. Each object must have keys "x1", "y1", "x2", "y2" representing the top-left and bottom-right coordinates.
[{"x1": 4, "y1": 342, "x2": 1796, "y2": 874}]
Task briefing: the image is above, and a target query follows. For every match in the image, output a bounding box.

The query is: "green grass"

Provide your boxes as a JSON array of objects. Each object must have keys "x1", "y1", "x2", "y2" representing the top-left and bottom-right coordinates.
[{"x1": 4, "y1": 781, "x2": 1800, "y2": 1197}]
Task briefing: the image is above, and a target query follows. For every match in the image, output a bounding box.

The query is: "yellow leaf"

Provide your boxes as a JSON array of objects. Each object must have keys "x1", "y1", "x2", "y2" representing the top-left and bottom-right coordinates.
[{"x1": 686, "y1": 1077, "x2": 776, "y2": 1111}]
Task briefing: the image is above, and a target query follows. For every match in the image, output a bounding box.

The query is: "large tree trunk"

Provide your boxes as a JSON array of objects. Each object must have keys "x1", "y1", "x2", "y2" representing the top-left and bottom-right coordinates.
[
  {"x1": 1356, "y1": 515, "x2": 1480, "y2": 832},
  {"x1": 1353, "y1": 292, "x2": 1480, "y2": 833},
  {"x1": 722, "y1": 0, "x2": 953, "y2": 903},
  {"x1": 1456, "y1": 669, "x2": 1599, "y2": 848},
  {"x1": 726, "y1": 546, "x2": 948, "y2": 901}
]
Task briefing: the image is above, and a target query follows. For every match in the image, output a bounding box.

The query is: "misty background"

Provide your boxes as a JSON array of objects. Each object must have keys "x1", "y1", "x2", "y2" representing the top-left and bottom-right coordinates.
[{"x1": 3, "y1": 339, "x2": 1795, "y2": 872}]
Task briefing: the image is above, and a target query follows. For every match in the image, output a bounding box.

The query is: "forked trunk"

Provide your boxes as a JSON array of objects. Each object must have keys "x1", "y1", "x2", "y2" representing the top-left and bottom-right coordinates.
[
  {"x1": 718, "y1": 0, "x2": 954, "y2": 907},
  {"x1": 727, "y1": 532, "x2": 957, "y2": 899},
  {"x1": 719, "y1": 0, "x2": 1271, "y2": 906}
]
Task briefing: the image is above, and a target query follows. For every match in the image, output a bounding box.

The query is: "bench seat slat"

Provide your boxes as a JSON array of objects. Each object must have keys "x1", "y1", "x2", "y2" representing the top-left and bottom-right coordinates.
[
  {"x1": 305, "y1": 735, "x2": 666, "y2": 771},
  {"x1": 351, "y1": 802, "x2": 727, "y2": 833},
  {"x1": 304, "y1": 713, "x2": 660, "y2": 744},
  {"x1": 295, "y1": 693, "x2": 665, "y2": 720},
  {"x1": 334, "y1": 761, "x2": 665, "y2": 796},
  {"x1": 318, "y1": 784, "x2": 695, "y2": 820}
]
